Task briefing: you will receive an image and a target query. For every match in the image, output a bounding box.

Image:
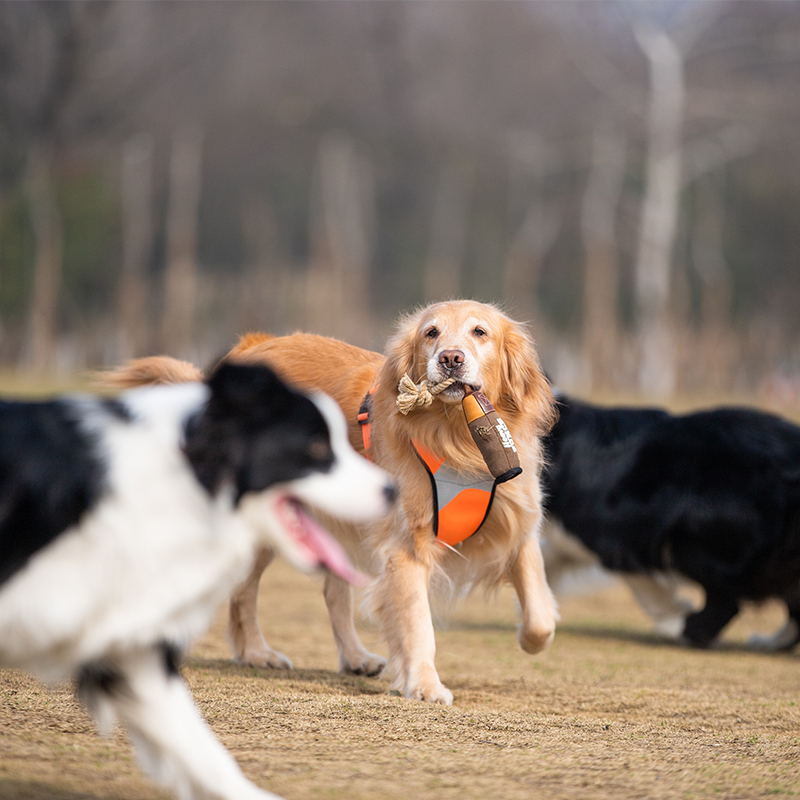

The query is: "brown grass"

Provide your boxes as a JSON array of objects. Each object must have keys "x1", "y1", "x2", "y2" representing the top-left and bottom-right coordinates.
[{"x1": 2, "y1": 559, "x2": 800, "y2": 800}]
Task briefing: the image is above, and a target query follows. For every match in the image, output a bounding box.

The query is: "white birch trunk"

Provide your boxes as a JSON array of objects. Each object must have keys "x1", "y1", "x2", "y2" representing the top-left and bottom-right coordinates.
[{"x1": 634, "y1": 27, "x2": 685, "y2": 398}]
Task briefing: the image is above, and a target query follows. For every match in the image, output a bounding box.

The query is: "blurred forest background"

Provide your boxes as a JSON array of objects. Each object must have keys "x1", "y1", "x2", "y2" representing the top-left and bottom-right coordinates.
[{"x1": 1, "y1": 0, "x2": 799, "y2": 402}]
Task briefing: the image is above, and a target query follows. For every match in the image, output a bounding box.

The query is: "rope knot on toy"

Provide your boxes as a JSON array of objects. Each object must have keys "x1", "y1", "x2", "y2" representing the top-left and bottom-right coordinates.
[{"x1": 396, "y1": 374, "x2": 457, "y2": 415}]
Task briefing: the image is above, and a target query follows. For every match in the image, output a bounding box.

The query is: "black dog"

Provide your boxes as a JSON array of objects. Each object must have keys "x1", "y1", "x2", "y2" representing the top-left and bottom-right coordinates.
[{"x1": 541, "y1": 393, "x2": 800, "y2": 649}]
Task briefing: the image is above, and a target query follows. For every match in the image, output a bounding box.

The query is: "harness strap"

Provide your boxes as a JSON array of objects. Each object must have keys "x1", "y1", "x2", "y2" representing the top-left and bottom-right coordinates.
[{"x1": 357, "y1": 387, "x2": 376, "y2": 454}]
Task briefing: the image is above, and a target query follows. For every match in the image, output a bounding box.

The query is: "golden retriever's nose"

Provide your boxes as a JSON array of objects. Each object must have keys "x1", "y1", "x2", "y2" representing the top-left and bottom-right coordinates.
[{"x1": 438, "y1": 350, "x2": 465, "y2": 371}]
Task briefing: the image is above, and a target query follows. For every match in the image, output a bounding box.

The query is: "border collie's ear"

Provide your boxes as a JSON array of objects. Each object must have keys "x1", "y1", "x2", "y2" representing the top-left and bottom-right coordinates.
[{"x1": 207, "y1": 363, "x2": 291, "y2": 413}]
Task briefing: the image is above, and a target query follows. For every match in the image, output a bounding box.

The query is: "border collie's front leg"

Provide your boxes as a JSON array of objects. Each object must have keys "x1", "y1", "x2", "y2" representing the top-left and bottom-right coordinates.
[
  {"x1": 682, "y1": 591, "x2": 739, "y2": 648},
  {"x1": 228, "y1": 547, "x2": 293, "y2": 669},
  {"x1": 80, "y1": 645, "x2": 282, "y2": 800},
  {"x1": 622, "y1": 573, "x2": 695, "y2": 640},
  {"x1": 751, "y1": 584, "x2": 800, "y2": 651}
]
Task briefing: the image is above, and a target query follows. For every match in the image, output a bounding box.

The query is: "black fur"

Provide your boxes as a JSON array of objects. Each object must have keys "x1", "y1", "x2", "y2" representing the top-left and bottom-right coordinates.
[
  {"x1": 159, "y1": 640, "x2": 182, "y2": 677},
  {"x1": 543, "y1": 394, "x2": 800, "y2": 648},
  {"x1": 0, "y1": 399, "x2": 108, "y2": 588},
  {"x1": 76, "y1": 660, "x2": 127, "y2": 703},
  {"x1": 184, "y1": 363, "x2": 334, "y2": 502}
]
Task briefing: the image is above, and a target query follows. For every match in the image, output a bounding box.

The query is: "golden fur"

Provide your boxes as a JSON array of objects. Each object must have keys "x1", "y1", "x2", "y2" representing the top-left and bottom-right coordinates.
[{"x1": 107, "y1": 300, "x2": 558, "y2": 704}]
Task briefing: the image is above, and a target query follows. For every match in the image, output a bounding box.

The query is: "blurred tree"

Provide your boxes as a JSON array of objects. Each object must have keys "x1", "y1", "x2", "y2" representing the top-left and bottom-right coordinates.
[
  {"x1": 161, "y1": 122, "x2": 203, "y2": 359},
  {"x1": 580, "y1": 119, "x2": 627, "y2": 394},
  {"x1": 117, "y1": 133, "x2": 154, "y2": 360},
  {"x1": 0, "y1": 2, "x2": 88, "y2": 372}
]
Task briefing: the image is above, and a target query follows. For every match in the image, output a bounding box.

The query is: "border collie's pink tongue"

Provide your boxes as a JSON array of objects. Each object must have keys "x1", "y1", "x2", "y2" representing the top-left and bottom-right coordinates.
[{"x1": 279, "y1": 498, "x2": 366, "y2": 585}]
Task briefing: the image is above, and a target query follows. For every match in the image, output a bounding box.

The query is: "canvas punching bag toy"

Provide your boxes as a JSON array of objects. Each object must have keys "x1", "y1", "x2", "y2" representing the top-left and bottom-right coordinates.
[{"x1": 461, "y1": 387, "x2": 522, "y2": 483}]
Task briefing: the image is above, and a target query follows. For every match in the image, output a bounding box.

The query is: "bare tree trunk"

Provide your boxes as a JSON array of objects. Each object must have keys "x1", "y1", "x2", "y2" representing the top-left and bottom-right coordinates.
[
  {"x1": 633, "y1": 27, "x2": 685, "y2": 398},
  {"x1": 581, "y1": 120, "x2": 626, "y2": 394},
  {"x1": 691, "y1": 177, "x2": 734, "y2": 394},
  {"x1": 424, "y1": 158, "x2": 471, "y2": 302},
  {"x1": 117, "y1": 133, "x2": 154, "y2": 360},
  {"x1": 502, "y1": 191, "x2": 560, "y2": 323},
  {"x1": 162, "y1": 122, "x2": 203, "y2": 358},
  {"x1": 22, "y1": 143, "x2": 63, "y2": 374},
  {"x1": 306, "y1": 133, "x2": 374, "y2": 340}
]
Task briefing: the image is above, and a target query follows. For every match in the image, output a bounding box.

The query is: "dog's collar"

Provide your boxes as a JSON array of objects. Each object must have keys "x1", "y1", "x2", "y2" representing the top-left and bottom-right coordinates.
[{"x1": 358, "y1": 388, "x2": 496, "y2": 546}]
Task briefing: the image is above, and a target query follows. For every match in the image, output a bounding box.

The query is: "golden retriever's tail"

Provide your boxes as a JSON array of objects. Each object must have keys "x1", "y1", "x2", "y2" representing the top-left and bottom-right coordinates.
[
  {"x1": 228, "y1": 332, "x2": 274, "y2": 357},
  {"x1": 99, "y1": 355, "x2": 205, "y2": 389}
]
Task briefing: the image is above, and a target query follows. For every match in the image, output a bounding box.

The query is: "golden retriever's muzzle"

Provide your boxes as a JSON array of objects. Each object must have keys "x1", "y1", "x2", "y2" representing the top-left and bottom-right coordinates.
[
  {"x1": 436, "y1": 349, "x2": 480, "y2": 394},
  {"x1": 438, "y1": 349, "x2": 465, "y2": 371}
]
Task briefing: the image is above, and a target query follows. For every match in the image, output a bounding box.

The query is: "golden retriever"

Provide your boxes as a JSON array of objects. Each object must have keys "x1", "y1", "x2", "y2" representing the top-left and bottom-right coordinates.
[{"x1": 108, "y1": 300, "x2": 558, "y2": 704}]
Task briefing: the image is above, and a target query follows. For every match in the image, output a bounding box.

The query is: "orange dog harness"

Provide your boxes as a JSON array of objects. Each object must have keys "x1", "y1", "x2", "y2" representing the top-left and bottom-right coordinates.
[
  {"x1": 358, "y1": 389, "x2": 496, "y2": 546},
  {"x1": 412, "y1": 441, "x2": 496, "y2": 546}
]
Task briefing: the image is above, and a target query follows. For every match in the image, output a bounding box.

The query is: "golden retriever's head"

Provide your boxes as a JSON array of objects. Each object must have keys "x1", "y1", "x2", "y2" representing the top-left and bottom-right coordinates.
[{"x1": 383, "y1": 300, "x2": 555, "y2": 432}]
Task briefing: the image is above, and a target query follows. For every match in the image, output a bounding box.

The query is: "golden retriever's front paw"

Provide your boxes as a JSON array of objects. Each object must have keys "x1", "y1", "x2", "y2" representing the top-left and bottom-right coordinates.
[
  {"x1": 518, "y1": 624, "x2": 555, "y2": 655},
  {"x1": 237, "y1": 645, "x2": 293, "y2": 670},
  {"x1": 407, "y1": 681, "x2": 454, "y2": 705},
  {"x1": 341, "y1": 651, "x2": 387, "y2": 677}
]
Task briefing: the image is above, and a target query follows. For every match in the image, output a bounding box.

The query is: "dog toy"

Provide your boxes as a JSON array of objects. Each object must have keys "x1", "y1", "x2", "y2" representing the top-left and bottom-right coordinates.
[
  {"x1": 396, "y1": 374, "x2": 457, "y2": 415},
  {"x1": 394, "y1": 374, "x2": 522, "y2": 483},
  {"x1": 462, "y1": 388, "x2": 522, "y2": 483}
]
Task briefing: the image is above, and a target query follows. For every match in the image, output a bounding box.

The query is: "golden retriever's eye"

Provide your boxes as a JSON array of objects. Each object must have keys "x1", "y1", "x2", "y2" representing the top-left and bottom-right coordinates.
[
  {"x1": 473, "y1": 326, "x2": 487, "y2": 338},
  {"x1": 424, "y1": 326, "x2": 439, "y2": 339}
]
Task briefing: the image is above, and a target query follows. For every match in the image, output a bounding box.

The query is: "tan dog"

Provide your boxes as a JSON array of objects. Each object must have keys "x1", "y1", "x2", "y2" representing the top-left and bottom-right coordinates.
[{"x1": 108, "y1": 300, "x2": 558, "y2": 704}]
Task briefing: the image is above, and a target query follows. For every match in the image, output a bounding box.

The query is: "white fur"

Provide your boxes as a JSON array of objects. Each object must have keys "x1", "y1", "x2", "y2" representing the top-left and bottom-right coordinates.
[{"x1": 424, "y1": 313, "x2": 488, "y2": 402}]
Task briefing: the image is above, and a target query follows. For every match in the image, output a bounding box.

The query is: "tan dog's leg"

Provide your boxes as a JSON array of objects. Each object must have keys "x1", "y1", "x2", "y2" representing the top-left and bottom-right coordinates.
[
  {"x1": 374, "y1": 549, "x2": 453, "y2": 705},
  {"x1": 228, "y1": 548, "x2": 293, "y2": 669},
  {"x1": 509, "y1": 535, "x2": 558, "y2": 654},
  {"x1": 324, "y1": 574, "x2": 387, "y2": 676}
]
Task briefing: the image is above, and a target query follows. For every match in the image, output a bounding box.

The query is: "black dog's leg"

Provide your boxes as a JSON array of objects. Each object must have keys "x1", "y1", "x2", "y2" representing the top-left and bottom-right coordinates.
[
  {"x1": 682, "y1": 591, "x2": 739, "y2": 648},
  {"x1": 778, "y1": 584, "x2": 800, "y2": 650}
]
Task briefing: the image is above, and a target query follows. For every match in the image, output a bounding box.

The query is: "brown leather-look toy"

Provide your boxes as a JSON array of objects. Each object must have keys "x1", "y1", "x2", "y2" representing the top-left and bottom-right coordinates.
[{"x1": 462, "y1": 389, "x2": 522, "y2": 483}]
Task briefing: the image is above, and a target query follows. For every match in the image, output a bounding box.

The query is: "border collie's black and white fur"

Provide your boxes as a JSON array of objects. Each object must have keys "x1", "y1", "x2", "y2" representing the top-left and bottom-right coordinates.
[
  {"x1": 0, "y1": 363, "x2": 394, "y2": 800},
  {"x1": 541, "y1": 392, "x2": 800, "y2": 650}
]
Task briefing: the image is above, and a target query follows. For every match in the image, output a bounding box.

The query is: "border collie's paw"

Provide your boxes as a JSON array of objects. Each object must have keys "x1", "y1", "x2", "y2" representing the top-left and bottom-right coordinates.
[
  {"x1": 653, "y1": 614, "x2": 688, "y2": 641},
  {"x1": 749, "y1": 619, "x2": 800, "y2": 652}
]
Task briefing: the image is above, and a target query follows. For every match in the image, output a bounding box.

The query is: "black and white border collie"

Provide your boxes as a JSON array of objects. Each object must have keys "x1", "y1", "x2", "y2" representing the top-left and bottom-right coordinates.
[
  {"x1": 541, "y1": 391, "x2": 800, "y2": 650},
  {"x1": 0, "y1": 363, "x2": 395, "y2": 800}
]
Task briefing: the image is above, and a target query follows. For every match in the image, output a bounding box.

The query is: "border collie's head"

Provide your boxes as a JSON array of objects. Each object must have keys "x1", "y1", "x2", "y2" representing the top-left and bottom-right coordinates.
[{"x1": 185, "y1": 363, "x2": 395, "y2": 580}]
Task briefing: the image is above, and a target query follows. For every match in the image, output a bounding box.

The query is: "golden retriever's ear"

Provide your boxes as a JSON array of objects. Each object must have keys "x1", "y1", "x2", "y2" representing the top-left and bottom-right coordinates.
[
  {"x1": 499, "y1": 322, "x2": 556, "y2": 434},
  {"x1": 382, "y1": 311, "x2": 421, "y2": 384}
]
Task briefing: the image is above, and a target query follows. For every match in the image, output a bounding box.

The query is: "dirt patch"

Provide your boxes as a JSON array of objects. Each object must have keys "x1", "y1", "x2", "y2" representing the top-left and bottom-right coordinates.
[{"x1": 2, "y1": 560, "x2": 800, "y2": 799}]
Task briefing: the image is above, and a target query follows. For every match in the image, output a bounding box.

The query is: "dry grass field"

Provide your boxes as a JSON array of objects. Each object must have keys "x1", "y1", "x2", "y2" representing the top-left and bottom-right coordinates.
[{"x1": 2, "y1": 558, "x2": 799, "y2": 800}]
